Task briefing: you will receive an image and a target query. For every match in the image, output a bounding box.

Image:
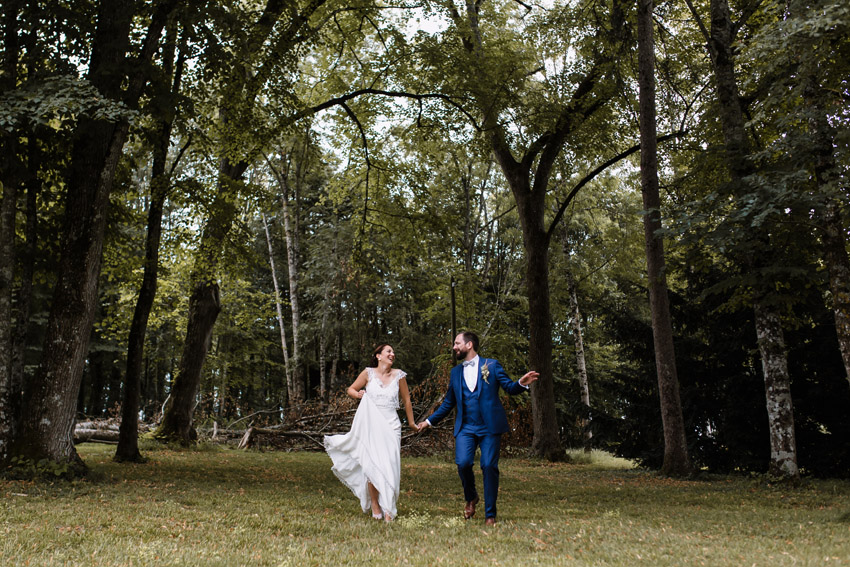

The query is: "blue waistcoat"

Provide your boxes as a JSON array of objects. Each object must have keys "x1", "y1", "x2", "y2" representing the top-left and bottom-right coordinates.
[{"x1": 461, "y1": 382, "x2": 485, "y2": 428}]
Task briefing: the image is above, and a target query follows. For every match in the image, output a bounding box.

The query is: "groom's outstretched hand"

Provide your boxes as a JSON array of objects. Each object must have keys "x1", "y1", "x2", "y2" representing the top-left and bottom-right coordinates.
[
  {"x1": 518, "y1": 371, "x2": 540, "y2": 387},
  {"x1": 415, "y1": 422, "x2": 430, "y2": 432}
]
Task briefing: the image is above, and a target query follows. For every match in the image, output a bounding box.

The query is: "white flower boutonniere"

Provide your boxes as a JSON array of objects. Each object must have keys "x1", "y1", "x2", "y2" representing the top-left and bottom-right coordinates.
[{"x1": 481, "y1": 363, "x2": 490, "y2": 384}]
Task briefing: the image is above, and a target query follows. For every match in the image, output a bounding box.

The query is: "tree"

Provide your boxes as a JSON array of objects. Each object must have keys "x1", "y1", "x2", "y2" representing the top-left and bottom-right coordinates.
[
  {"x1": 637, "y1": 0, "x2": 691, "y2": 476},
  {"x1": 116, "y1": 10, "x2": 191, "y2": 462},
  {"x1": 10, "y1": 0, "x2": 179, "y2": 472},
  {"x1": 424, "y1": 0, "x2": 631, "y2": 460},
  {"x1": 685, "y1": 0, "x2": 799, "y2": 479},
  {"x1": 744, "y1": 0, "x2": 850, "y2": 388}
]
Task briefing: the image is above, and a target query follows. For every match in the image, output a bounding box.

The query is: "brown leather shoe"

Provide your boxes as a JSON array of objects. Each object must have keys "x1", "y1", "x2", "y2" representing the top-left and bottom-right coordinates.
[
  {"x1": 484, "y1": 517, "x2": 497, "y2": 526},
  {"x1": 463, "y1": 496, "x2": 479, "y2": 520}
]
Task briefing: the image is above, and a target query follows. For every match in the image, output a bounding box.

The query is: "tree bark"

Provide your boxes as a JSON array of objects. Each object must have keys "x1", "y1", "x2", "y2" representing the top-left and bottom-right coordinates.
[
  {"x1": 155, "y1": 279, "x2": 222, "y2": 443},
  {"x1": 8, "y1": 138, "x2": 38, "y2": 455},
  {"x1": 318, "y1": 221, "x2": 339, "y2": 404},
  {"x1": 280, "y1": 168, "x2": 306, "y2": 404},
  {"x1": 497, "y1": 162, "x2": 564, "y2": 459},
  {"x1": 0, "y1": 154, "x2": 17, "y2": 466},
  {"x1": 820, "y1": 198, "x2": 850, "y2": 388},
  {"x1": 638, "y1": 0, "x2": 691, "y2": 476},
  {"x1": 262, "y1": 212, "x2": 292, "y2": 398},
  {"x1": 565, "y1": 261, "x2": 592, "y2": 453},
  {"x1": 753, "y1": 301, "x2": 799, "y2": 478}
]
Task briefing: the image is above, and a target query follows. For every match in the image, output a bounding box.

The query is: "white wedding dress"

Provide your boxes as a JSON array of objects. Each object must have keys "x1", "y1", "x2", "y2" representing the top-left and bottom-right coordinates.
[{"x1": 324, "y1": 367, "x2": 405, "y2": 518}]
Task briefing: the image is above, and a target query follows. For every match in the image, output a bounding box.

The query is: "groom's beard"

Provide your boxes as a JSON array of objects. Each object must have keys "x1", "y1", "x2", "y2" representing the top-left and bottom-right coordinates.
[{"x1": 454, "y1": 347, "x2": 468, "y2": 359}]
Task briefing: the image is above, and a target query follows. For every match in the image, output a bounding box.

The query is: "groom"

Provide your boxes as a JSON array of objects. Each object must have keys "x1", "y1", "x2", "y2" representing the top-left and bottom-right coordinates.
[{"x1": 417, "y1": 331, "x2": 538, "y2": 525}]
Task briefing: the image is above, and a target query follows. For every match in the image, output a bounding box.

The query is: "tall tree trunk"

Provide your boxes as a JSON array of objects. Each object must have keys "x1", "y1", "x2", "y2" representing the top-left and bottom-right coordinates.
[
  {"x1": 155, "y1": 168, "x2": 240, "y2": 443},
  {"x1": 564, "y1": 260, "x2": 592, "y2": 453},
  {"x1": 87, "y1": 352, "x2": 106, "y2": 417},
  {"x1": 281, "y1": 189, "x2": 307, "y2": 405},
  {"x1": 523, "y1": 228, "x2": 562, "y2": 460},
  {"x1": 116, "y1": 19, "x2": 185, "y2": 462},
  {"x1": 262, "y1": 212, "x2": 292, "y2": 401},
  {"x1": 638, "y1": 0, "x2": 691, "y2": 476},
  {"x1": 318, "y1": 219, "x2": 340, "y2": 404},
  {"x1": 0, "y1": 154, "x2": 17, "y2": 466},
  {"x1": 319, "y1": 307, "x2": 329, "y2": 404},
  {"x1": 501, "y1": 165, "x2": 562, "y2": 459},
  {"x1": 156, "y1": 279, "x2": 223, "y2": 443},
  {"x1": 697, "y1": 0, "x2": 799, "y2": 479},
  {"x1": 753, "y1": 301, "x2": 798, "y2": 478}
]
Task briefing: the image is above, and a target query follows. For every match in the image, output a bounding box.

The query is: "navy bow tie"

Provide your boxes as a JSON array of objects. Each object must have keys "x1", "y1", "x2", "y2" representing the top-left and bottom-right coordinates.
[{"x1": 462, "y1": 360, "x2": 476, "y2": 367}]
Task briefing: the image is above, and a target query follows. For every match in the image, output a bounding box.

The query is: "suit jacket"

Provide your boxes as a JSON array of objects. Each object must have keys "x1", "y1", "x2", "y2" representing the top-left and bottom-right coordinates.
[{"x1": 427, "y1": 357, "x2": 527, "y2": 437}]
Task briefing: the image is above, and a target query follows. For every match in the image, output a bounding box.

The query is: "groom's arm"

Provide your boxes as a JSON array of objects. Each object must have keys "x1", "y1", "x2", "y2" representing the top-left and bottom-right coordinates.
[
  {"x1": 492, "y1": 360, "x2": 538, "y2": 395},
  {"x1": 424, "y1": 379, "x2": 457, "y2": 427}
]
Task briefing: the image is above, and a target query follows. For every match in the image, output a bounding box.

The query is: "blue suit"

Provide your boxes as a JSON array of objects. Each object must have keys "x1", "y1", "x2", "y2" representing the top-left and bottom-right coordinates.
[{"x1": 426, "y1": 358, "x2": 527, "y2": 519}]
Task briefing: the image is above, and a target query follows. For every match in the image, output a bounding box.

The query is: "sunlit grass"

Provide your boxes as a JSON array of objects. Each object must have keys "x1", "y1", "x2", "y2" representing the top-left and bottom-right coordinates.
[{"x1": 2, "y1": 444, "x2": 849, "y2": 566}]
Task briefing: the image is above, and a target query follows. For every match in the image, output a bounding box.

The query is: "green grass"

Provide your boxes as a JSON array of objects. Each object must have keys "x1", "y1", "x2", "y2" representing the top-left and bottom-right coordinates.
[{"x1": 2, "y1": 444, "x2": 849, "y2": 566}]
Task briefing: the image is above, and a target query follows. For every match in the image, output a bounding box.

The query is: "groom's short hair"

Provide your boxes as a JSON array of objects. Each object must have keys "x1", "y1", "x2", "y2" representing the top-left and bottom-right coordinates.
[{"x1": 460, "y1": 331, "x2": 479, "y2": 353}]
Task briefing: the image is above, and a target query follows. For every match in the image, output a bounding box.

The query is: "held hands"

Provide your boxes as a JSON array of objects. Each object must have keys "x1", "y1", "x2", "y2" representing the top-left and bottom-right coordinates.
[
  {"x1": 414, "y1": 422, "x2": 430, "y2": 432},
  {"x1": 518, "y1": 371, "x2": 540, "y2": 387}
]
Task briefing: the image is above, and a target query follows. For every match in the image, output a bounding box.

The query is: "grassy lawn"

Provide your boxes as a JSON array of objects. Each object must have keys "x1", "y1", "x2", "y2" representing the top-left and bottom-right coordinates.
[{"x1": 2, "y1": 443, "x2": 849, "y2": 566}]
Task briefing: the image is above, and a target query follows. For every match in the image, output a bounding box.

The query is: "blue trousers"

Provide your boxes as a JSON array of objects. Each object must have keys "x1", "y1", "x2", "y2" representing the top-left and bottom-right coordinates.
[{"x1": 455, "y1": 425, "x2": 502, "y2": 519}]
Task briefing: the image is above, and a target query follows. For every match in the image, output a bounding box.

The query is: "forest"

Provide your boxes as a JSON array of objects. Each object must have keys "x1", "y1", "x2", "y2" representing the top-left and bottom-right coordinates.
[{"x1": 0, "y1": 0, "x2": 848, "y2": 480}]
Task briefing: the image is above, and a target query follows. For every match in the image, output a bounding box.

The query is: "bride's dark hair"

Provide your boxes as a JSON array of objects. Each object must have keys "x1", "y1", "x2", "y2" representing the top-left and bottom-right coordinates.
[{"x1": 368, "y1": 343, "x2": 392, "y2": 367}]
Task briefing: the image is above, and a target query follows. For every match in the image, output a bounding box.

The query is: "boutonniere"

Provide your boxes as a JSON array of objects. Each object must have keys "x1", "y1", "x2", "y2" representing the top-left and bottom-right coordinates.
[{"x1": 481, "y1": 363, "x2": 490, "y2": 384}]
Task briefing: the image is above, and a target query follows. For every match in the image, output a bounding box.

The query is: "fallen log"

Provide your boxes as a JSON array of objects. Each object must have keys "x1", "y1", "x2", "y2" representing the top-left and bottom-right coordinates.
[{"x1": 74, "y1": 428, "x2": 120, "y2": 444}]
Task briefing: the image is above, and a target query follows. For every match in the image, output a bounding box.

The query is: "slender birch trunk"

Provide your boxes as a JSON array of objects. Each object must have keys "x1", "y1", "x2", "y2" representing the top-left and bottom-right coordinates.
[
  {"x1": 262, "y1": 212, "x2": 292, "y2": 401},
  {"x1": 280, "y1": 183, "x2": 305, "y2": 404},
  {"x1": 565, "y1": 263, "x2": 592, "y2": 453},
  {"x1": 753, "y1": 302, "x2": 798, "y2": 477}
]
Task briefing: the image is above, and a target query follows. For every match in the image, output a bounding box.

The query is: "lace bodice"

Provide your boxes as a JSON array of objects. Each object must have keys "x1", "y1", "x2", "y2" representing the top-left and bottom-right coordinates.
[{"x1": 365, "y1": 367, "x2": 405, "y2": 410}]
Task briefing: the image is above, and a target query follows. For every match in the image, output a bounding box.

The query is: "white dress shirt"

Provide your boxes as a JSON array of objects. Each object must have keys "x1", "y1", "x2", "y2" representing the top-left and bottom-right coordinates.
[{"x1": 462, "y1": 355, "x2": 480, "y2": 392}]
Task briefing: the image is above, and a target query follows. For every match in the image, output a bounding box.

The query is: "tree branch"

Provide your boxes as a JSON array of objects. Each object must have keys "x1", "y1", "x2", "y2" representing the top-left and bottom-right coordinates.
[
  {"x1": 733, "y1": 0, "x2": 766, "y2": 39},
  {"x1": 291, "y1": 88, "x2": 480, "y2": 131},
  {"x1": 339, "y1": 101, "x2": 373, "y2": 234},
  {"x1": 545, "y1": 130, "x2": 687, "y2": 239},
  {"x1": 683, "y1": 0, "x2": 710, "y2": 47}
]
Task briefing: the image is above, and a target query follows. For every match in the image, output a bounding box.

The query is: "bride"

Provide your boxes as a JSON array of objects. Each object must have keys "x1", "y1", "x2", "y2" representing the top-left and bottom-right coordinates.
[{"x1": 324, "y1": 344, "x2": 417, "y2": 521}]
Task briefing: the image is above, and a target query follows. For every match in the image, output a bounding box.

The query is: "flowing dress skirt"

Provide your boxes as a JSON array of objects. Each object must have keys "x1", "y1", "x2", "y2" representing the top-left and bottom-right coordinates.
[{"x1": 324, "y1": 393, "x2": 401, "y2": 517}]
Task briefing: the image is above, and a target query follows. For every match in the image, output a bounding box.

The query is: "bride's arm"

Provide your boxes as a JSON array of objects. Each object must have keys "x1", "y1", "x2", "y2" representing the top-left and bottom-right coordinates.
[
  {"x1": 346, "y1": 370, "x2": 369, "y2": 400},
  {"x1": 398, "y1": 377, "x2": 417, "y2": 430}
]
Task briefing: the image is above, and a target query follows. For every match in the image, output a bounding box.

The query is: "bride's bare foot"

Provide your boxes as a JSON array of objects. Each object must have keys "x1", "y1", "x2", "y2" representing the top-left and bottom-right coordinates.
[{"x1": 383, "y1": 512, "x2": 393, "y2": 522}]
